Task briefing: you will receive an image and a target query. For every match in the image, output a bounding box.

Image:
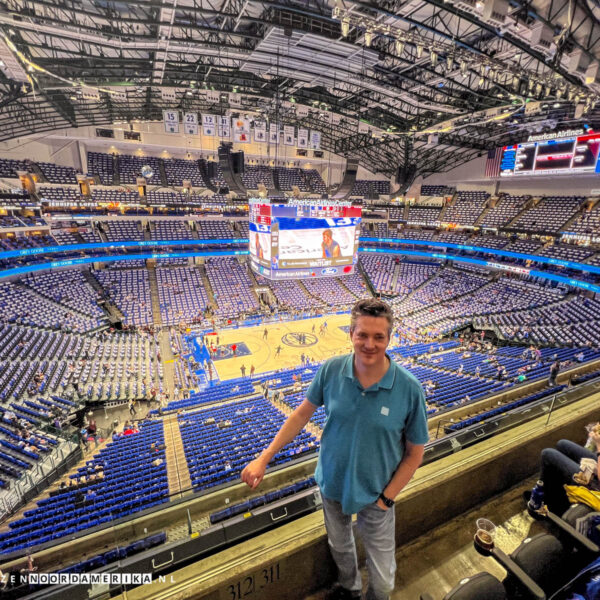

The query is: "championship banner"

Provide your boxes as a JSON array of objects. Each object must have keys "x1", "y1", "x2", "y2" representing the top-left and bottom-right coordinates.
[
  {"x1": 296, "y1": 105, "x2": 309, "y2": 117},
  {"x1": 332, "y1": 114, "x2": 342, "y2": 125},
  {"x1": 206, "y1": 90, "x2": 220, "y2": 103},
  {"x1": 269, "y1": 122, "x2": 279, "y2": 144},
  {"x1": 254, "y1": 121, "x2": 267, "y2": 142},
  {"x1": 233, "y1": 117, "x2": 251, "y2": 143},
  {"x1": 229, "y1": 92, "x2": 242, "y2": 107},
  {"x1": 163, "y1": 110, "x2": 179, "y2": 134},
  {"x1": 202, "y1": 114, "x2": 216, "y2": 136},
  {"x1": 309, "y1": 130, "x2": 321, "y2": 150},
  {"x1": 297, "y1": 128, "x2": 308, "y2": 149},
  {"x1": 218, "y1": 115, "x2": 231, "y2": 138},
  {"x1": 283, "y1": 125, "x2": 295, "y2": 146},
  {"x1": 184, "y1": 112, "x2": 198, "y2": 135},
  {"x1": 358, "y1": 121, "x2": 370, "y2": 134}
]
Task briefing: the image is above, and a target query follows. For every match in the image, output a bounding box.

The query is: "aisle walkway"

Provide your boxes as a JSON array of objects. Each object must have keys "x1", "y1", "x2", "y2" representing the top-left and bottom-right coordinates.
[{"x1": 163, "y1": 415, "x2": 192, "y2": 496}]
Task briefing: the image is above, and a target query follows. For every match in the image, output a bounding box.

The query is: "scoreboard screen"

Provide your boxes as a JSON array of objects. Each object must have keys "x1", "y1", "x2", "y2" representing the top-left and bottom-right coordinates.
[
  {"x1": 248, "y1": 201, "x2": 362, "y2": 280},
  {"x1": 500, "y1": 131, "x2": 600, "y2": 176}
]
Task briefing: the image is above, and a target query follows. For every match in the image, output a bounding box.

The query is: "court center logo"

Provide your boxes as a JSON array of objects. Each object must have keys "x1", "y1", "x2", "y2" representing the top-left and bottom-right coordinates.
[{"x1": 281, "y1": 332, "x2": 318, "y2": 347}]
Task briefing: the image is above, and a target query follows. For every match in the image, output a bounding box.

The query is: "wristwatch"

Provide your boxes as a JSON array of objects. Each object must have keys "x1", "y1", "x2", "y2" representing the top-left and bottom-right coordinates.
[{"x1": 378, "y1": 492, "x2": 395, "y2": 508}]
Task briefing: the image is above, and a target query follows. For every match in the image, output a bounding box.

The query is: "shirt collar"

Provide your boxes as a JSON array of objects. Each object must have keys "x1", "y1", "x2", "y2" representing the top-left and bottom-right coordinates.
[{"x1": 343, "y1": 353, "x2": 396, "y2": 390}]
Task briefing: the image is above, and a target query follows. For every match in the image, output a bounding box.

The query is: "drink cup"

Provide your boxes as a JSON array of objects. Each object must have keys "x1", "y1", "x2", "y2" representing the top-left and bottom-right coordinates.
[{"x1": 475, "y1": 518, "x2": 496, "y2": 551}]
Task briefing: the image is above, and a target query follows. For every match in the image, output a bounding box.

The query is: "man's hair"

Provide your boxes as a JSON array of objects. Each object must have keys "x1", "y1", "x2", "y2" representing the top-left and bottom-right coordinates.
[
  {"x1": 323, "y1": 229, "x2": 333, "y2": 238},
  {"x1": 350, "y1": 298, "x2": 394, "y2": 335}
]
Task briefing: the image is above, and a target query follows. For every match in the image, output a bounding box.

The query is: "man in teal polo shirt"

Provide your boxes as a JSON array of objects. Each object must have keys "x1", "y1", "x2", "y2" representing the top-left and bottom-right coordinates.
[{"x1": 241, "y1": 298, "x2": 428, "y2": 600}]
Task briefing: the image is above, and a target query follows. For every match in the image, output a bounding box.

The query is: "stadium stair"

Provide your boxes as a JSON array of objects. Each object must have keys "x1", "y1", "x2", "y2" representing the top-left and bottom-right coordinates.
[
  {"x1": 474, "y1": 197, "x2": 494, "y2": 226},
  {"x1": 560, "y1": 203, "x2": 589, "y2": 232},
  {"x1": 198, "y1": 264, "x2": 217, "y2": 306},
  {"x1": 402, "y1": 203, "x2": 409, "y2": 220},
  {"x1": 82, "y1": 269, "x2": 125, "y2": 324},
  {"x1": 390, "y1": 261, "x2": 402, "y2": 292},
  {"x1": 95, "y1": 223, "x2": 109, "y2": 243},
  {"x1": 112, "y1": 155, "x2": 120, "y2": 185},
  {"x1": 158, "y1": 160, "x2": 168, "y2": 186},
  {"x1": 159, "y1": 328, "x2": 176, "y2": 396},
  {"x1": 401, "y1": 268, "x2": 442, "y2": 304},
  {"x1": 506, "y1": 196, "x2": 539, "y2": 227},
  {"x1": 147, "y1": 266, "x2": 163, "y2": 328},
  {"x1": 29, "y1": 162, "x2": 47, "y2": 183},
  {"x1": 163, "y1": 415, "x2": 192, "y2": 495}
]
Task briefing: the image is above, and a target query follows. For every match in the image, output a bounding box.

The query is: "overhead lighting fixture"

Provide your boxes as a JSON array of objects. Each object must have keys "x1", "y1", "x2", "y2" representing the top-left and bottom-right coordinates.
[
  {"x1": 430, "y1": 51, "x2": 438, "y2": 66},
  {"x1": 341, "y1": 18, "x2": 350, "y2": 37},
  {"x1": 446, "y1": 56, "x2": 454, "y2": 70},
  {"x1": 416, "y1": 45, "x2": 423, "y2": 59},
  {"x1": 395, "y1": 40, "x2": 405, "y2": 56},
  {"x1": 460, "y1": 61, "x2": 467, "y2": 75},
  {"x1": 553, "y1": 102, "x2": 561, "y2": 108},
  {"x1": 364, "y1": 29, "x2": 373, "y2": 47},
  {"x1": 478, "y1": 76, "x2": 485, "y2": 87}
]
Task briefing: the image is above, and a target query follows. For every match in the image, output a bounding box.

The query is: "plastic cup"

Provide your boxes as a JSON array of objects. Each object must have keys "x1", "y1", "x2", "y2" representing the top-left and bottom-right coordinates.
[{"x1": 475, "y1": 518, "x2": 496, "y2": 550}]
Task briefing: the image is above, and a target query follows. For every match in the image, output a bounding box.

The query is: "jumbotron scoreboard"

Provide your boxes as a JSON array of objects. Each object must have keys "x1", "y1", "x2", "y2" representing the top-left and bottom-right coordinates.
[
  {"x1": 500, "y1": 130, "x2": 600, "y2": 177},
  {"x1": 249, "y1": 200, "x2": 362, "y2": 280}
]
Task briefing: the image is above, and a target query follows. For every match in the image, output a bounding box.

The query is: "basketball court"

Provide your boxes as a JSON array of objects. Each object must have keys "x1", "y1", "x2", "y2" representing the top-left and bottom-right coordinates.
[{"x1": 187, "y1": 313, "x2": 354, "y2": 381}]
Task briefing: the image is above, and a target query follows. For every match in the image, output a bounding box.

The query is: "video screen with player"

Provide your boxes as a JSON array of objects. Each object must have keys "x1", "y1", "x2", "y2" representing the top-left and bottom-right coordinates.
[
  {"x1": 500, "y1": 130, "x2": 600, "y2": 177},
  {"x1": 248, "y1": 200, "x2": 362, "y2": 280}
]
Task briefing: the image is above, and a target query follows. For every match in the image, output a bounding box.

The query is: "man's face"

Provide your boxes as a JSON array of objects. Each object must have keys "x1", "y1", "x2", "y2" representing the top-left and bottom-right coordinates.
[
  {"x1": 323, "y1": 232, "x2": 332, "y2": 244},
  {"x1": 350, "y1": 315, "x2": 390, "y2": 368}
]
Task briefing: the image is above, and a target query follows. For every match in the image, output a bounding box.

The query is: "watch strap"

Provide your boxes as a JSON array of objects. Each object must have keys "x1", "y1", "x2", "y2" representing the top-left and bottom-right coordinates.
[{"x1": 379, "y1": 492, "x2": 395, "y2": 508}]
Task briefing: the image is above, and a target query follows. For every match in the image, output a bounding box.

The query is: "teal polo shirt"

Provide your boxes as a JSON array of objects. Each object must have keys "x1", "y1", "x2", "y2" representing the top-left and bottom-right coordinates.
[{"x1": 307, "y1": 353, "x2": 429, "y2": 515}]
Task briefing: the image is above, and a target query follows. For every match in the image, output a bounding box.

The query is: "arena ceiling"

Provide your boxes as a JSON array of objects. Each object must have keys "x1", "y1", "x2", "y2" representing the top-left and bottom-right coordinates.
[{"x1": 0, "y1": 0, "x2": 600, "y2": 178}]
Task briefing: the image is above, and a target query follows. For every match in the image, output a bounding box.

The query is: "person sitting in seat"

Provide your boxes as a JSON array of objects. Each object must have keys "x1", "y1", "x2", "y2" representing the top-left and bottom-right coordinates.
[{"x1": 538, "y1": 424, "x2": 600, "y2": 514}]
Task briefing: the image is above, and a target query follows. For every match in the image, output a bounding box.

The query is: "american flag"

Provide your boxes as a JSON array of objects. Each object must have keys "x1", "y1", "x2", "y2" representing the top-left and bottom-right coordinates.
[{"x1": 485, "y1": 147, "x2": 503, "y2": 178}]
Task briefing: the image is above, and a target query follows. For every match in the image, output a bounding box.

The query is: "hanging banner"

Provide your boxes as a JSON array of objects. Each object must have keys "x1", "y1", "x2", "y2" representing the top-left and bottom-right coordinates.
[
  {"x1": 254, "y1": 121, "x2": 267, "y2": 142},
  {"x1": 206, "y1": 90, "x2": 220, "y2": 103},
  {"x1": 184, "y1": 112, "x2": 198, "y2": 135},
  {"x1": 202, "y1": 114, "x2": 216, "y2": 136},
  {"x1": 269, "y1": 122, "x2": 279, "y2": 144},
  {"x1": 283, "y1": 125, "x2": 295, "y2": 146},
  {"x1": 332, "y1": 114, "x2": 342, "y2": 126},
  {"x1": 297, "y1": 128, "x2": 309, "y2": 149},
  {"x1": 309, "y1": 130, "x2": 321, "y2": 150},
  {"x1": 163, "y1": 110, "x2": 179, "y2": 134},
  {"x1": 233, "y1": 117, "x2": 251, "y2": 143},
  {"x1": 229, "y1": 93, "x2": 242, "y2": 107},
  {"x1": 161, "y1": 88, "x2": 177, "y2": 102},
  {"x1": 296, "y1": 105, "x2": 309, "y2": 117},
  {"x1": 358, "y1": 121, "x2": 370, "y2": 134},
  {"x1": 218, "y1": 115, "x2": 231, "y2": 138}
]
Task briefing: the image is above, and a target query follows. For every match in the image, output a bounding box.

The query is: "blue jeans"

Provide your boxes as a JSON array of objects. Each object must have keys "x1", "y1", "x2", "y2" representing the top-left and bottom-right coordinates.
[
  {"x1": 540, "y1": 440, "x2": 596, "y2": 514},
  {"x1": 321, "y1": 493, "x2": 396, "y2": 600}
]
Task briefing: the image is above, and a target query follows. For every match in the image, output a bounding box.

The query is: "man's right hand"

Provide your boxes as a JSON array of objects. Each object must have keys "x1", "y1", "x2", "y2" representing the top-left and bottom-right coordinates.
[{"x1": 241, "y1": 458, "x2": 267, "y2": 489}]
